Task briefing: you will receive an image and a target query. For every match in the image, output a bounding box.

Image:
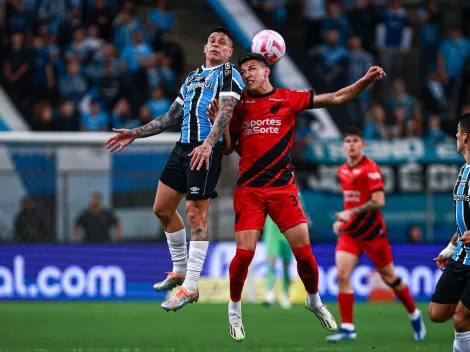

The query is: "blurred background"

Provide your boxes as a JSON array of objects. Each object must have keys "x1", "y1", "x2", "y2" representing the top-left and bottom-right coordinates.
[{"x1": 0, "y1": 0, "x2": 468, "y2": 304}]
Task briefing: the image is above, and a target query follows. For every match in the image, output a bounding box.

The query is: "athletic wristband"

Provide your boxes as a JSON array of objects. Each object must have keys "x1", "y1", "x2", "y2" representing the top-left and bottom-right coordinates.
[{"x1": 439, "y1": 242, "x2": 457, "y2": 258}]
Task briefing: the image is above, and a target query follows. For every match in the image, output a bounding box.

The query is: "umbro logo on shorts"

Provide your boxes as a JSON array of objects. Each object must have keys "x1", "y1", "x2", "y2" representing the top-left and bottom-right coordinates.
[{"x1": 190, "y1": 187, "x2": 200, "y2": 194}]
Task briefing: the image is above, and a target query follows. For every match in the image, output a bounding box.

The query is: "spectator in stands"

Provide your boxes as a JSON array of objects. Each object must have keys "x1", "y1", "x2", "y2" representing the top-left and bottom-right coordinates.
[
  {"x1": 316, "y1": 29, "x2": 348, "y2": 92},
  {"x1": 30, "y1": 35, "x2": 55, "y2": 104},
  {"x1": 57, "y1": 100, "x2": 79, "y2": 131},
  {"x1": 146, "y1": 86, "x2": 171, "y2": 118},
  {"x1": 407, "y1": 225, "x2": 423, "y2": 243},
  {"x1": 14, "y1": 196, "x2": 48, "y2": 242},
  {"x1": 83, "y1": 24, "x2": 104, "y2": 60},
  {"x1": 251, "y1": 0, "x2": 288, "y2": 24},
  {"x1": 386, "y1": 79, "x2": 421, "y2": 127},
  {"x1": 112, "y1": 97, "x2": 139, "y2": 129},
  {"x1": 37, "y1": 0, "x2": 68, "y2": 36},
  {"x1": 59, "y1": 7, "x2": 83, "y2": 48},
  {"x1": 322, "y1": 0, "x2": 349, "y2": 46},
  {"x1": 159, "y1": 54, "x2": 177, "y2": 96},
  {"x1": 33, "y1": 100, "x2": 57, "y2": 131},
  {"x1": 7, "y1": 0, "x2": 32, "y2": 35},
  {"x1": 59, "y1": 58, "x2": 88, "y2": 107},
  {"x1": 4, "y1": 32, "x2": 30, "y2": 113},
  {"x1": 147, "y1": 0, "x2": 176, "y2": 33},
  {"x1": 375, "y1": 0, "x2": 412, "y2": 94},
  {"x1": 346, "y1": 0, "x2": 377, "y2": 54},
  {"x1": 97, "y1": 61, "x2": 122, "y2": 112},
  {"x1": 156, "y1": 30, "x2": 185, "y2": 77},
  {"x1": 417, "y1": 0, "x2": 442, "y2": 81},
  {"x1": 65, "y1": 28, "x2": 89, "y2": 63},
  {"x1": 421, "y1": 72, "x2": 447, "y2": 118},
  {"x1": 438, "y1": 25, "x2": 470, "y2": 118},
  {"x1": 74, "y1": 192, "x2": 122, "y2": 243},
  {"x1": 302, "y1": 0, "x2": 326, "y2": 50},
  {"x1": 80, "y1": 99, "x2": 109, "y2": 131},
  {"x1": 425, "y1": 114, "x2": 447, "y2": 145},
  {"x1": 364, "y1": 103, "x2": 388, "y2": 139},
  {"x1": 113, "y1": 3, "x2": 143, "y2": 49},
  {"x1": 120, "y1": 30, "x2": 153, "y2": 73},
  {"x1": 389, "y1": 106, "x2": 417, "y2": 138},
  {"x1": 88, "y1": 0, "x2": 114, "y2": 41},
  {"x1": 139, "y1": 104, "x2": 151, "y2": 125},
  {"x1": 347, "y1": 36, "x2": 373, "y2": 123}
]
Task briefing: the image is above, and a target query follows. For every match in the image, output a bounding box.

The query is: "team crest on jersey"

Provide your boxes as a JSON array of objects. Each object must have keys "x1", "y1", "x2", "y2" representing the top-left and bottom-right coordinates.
[
  {"x1": 224, "y1": 62, "x2": 231, "y2": 76},
  {"x1": 270, "y1": 102, "x2": 282, "y2": 114}
]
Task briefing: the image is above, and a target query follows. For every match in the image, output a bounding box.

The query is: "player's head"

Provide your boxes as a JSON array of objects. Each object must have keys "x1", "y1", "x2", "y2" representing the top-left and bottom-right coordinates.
[
  {"x1": 343, "y1": 126, "x2": 365, "y2": 159},
  {"x1": 204, "y1": 27, "x2": 234, "y2": 65},
  {"x1": 457, "y1": 113, "x2": 470, "y2": 154},
  {"x1": 238, "y1": 52, "x2": 270, "y2": 92}
]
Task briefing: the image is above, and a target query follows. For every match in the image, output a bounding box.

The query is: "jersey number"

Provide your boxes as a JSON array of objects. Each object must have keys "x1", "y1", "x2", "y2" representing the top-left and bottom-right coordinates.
[{"x1": 289, "y1": 195, "x2": 298, "y2": 207}]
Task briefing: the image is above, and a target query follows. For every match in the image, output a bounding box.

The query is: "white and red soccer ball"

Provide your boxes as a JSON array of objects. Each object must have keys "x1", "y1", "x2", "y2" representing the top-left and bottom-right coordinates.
[{"x1": 250, "y1": 29, "x2": 286, "y2": 65}]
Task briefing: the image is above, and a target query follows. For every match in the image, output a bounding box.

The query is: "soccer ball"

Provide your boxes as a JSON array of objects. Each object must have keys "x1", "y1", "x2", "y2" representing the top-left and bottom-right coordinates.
[{"x1": 251, "y1": 30, "x2": 286, "y2": 65}]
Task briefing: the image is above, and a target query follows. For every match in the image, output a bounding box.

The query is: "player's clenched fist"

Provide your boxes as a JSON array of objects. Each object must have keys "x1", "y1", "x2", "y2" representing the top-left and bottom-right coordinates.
[
  {"x1": 363, "y1": 66, "x2": 386, "y2": 83},
  {"x1": 105, "y1": 128, "x2": 136, "y2": 152},
  {"x1": 461, "y1": 230, "x2": 470, "y2": 245}
]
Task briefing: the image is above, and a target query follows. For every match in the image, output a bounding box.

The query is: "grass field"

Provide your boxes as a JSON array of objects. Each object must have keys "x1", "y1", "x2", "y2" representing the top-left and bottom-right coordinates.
[{"x1": 0, "y1": 302, "x2": 453, "y2": 352}]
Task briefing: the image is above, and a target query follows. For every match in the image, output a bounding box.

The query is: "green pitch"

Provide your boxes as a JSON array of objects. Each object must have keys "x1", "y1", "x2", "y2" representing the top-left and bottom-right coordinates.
[{"x1": 0, "y1": 302, "x2": 452, "y2": 352}]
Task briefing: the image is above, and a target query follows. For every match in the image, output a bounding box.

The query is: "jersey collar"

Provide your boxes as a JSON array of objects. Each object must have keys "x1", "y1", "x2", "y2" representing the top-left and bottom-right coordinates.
[
  {"x1": 248, "y1": 87, "x2": 276, "y2": 98},
  {"x1": 348, "y1": 156, "x2": 366, "y2": 169},
  {"x1": 201, "y1": 62, "x2": 224, "y2": 71}
]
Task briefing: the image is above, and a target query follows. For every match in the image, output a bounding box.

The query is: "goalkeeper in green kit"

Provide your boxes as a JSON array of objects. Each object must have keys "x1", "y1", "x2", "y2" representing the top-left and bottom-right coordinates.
[{"x1": 263, "y1": 192, "x2": 310, "y2": 309}]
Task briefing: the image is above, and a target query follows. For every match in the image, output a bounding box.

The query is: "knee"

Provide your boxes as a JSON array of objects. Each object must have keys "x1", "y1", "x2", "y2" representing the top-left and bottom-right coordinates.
[
  {"x1": 185, "y1": 203, "x2": 206, "y2": 229},
  {"x1": 337, "y1": 268, "x2": 351, "y2": 284},
  {"x1": 381, "y1": 275, "x2": 404, "y2": 290},
  {"x1": 454, "y1": 308, "x2": 470, "y2": 332},
  {"x1": 229, "y1": 249, "x2": 255, "y2": 278},
  {"x1": 153, "y1": 202, "x2": 172, "y2": 221}
]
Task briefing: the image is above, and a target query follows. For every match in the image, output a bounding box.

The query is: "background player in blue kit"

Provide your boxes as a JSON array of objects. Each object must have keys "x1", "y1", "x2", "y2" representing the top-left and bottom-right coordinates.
[{"x1": 105, "y1": 27, "x2": 244, "y2": 312}]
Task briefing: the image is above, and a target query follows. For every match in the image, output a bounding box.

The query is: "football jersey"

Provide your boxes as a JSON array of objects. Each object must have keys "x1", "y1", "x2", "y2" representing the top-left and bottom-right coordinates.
[
  {"x1": 337, "y1": 157, "x2": 387, "y2": 240},
  {"x1": 176, "y1": 62, "x2": 244, "y2": 144},
  {"x1": 230, "y1": 88, "x2": 314, "y2": 187},
  {"x1": 452, "y1": 164, "x2": 470, "y2": 265}
]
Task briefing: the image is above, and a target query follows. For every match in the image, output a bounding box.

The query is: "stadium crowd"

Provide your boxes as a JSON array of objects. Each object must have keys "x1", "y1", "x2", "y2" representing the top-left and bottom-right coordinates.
[
  {"x1": 250, "y1": 0, "x2": 470, "y2": 144},
  {"x1": 1, "y1": 0, "x2": 184, "y2": 132}
]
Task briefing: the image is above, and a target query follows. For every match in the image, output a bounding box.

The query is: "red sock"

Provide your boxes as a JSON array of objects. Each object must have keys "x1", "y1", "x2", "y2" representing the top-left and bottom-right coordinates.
[
  {"x1": 338, "y1": 292, "x2": 355, "y2": 324},
  {"x1": 229, "y1": 248, "x2": 254, "y2": 302},
  {"x1": 292, "y1": 245, "x2": 319, "y2": 294},
  {"x1": 394, "y1": 285, "x2": 416, "y2": 314}
]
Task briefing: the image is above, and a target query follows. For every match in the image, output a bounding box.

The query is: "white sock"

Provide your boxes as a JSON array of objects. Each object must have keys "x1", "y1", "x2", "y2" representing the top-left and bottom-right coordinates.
[
  {"x1": 229, "y1": 299, "x2": 241, "y2": 312},
  {"x1": 409, "y1": 309, "x2": 420, "y2": 320},
  {"x1": 454, "y1": 330, "x2": 470, "y2": 352},
  {"x1": 307, "y1": 293, "x2": 323, "y2": 309},
  {"x1": 165, "y1": 229, "x2": 187, "y2": 275},
  {"x1": 341, "y1": 323, "x2": 355, "y2": 331},
  {"x1": 182, "y1": 241, "x2": 208, "y2": 292}
]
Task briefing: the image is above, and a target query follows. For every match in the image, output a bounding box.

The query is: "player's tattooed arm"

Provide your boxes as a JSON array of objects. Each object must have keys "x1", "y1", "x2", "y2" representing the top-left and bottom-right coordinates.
[
  {"x1": 132, "y1": 100, "x2": 183, "y2": 138},
  {"x1": 313, "y1": 66, "x2": 386, "y2": 108},
  {"x1": 205, "y1": 96, "x2": 238, "y2": 146},
  {"x1": 336, "y1": 191, "x2": 385, "y2": 222},
  {"x1": 206, "y1": 99, "x2": 238, "y2": 155}
]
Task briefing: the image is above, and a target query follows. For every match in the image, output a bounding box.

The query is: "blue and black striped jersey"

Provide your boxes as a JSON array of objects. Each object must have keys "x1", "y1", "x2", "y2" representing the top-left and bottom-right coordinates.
[
  {"x1": 453, "y1": 164, "x2": 470, "y2": 265},
  {"x1": 175, "y1": 62, "x2": 244, "y2": 144}
]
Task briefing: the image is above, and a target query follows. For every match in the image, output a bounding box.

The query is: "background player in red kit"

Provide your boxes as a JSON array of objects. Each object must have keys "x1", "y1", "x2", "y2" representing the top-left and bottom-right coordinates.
[
  {"x1": 328, "y1": 127, "x2": 426, "y2": 343},
  {"x1": 207, "y1": 53, "x2": 385, "y2": 342}
]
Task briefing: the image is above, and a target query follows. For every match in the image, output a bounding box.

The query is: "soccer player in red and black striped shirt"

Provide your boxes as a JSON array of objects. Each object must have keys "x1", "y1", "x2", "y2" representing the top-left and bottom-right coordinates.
[
  {"x1": 328, "y1": 127, "x2": 426, "y2": 343},
  {"x1": 208, "y1": 53, "x2": 385, "y2": 342}
]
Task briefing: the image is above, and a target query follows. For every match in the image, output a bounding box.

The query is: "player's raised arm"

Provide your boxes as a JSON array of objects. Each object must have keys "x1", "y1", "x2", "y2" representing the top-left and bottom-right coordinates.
[
  {"x1": 105, "y1": 99, "x2": 183, "y2": 152},
  {"x1": 206, "y1": 99, "x2": 238, "y2": 155},
  {"x1": 313, "y1": 66, "x2": 386, "y2": 108}
]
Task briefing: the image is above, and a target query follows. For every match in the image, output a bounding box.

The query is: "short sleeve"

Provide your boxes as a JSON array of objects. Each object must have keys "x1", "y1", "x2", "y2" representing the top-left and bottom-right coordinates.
[
  {"x1": 219, "y1": 63, "x2": 244, "y2": 101},
  {"x1": 291, "y1": 89, "x2": 314, "y2": 113},
  {"x1": 176, "y1": 81, "x2": 186, "y2": 105},
  {"x1": 367, "y1": 163, "x2": 384, "y2": 192}
]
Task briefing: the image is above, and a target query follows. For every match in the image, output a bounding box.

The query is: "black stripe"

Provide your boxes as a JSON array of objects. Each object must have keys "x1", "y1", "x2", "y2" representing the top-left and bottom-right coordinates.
[
  {"x1": 237, "y1": 127, "x2": 293, "y2": 186},
  {"x1": 241, "y1": 325, "x2": 245, "y2": 335},
  {"x1": 189, "y1": 68, "x2": 203, "y2": 143},
  {"x1": 220, "y1": 62, "x2": 233, "y2": 94},
  {"x1": 349, "y1": 212, "x2": 378, "y2": 238},
  {"x1": 361, "y1": 222, "x2": 383, "y2": 241},
  {"x1": 458, "y1": 247, "x2": 467, "y2": 264},
  {"x1": 309, "y1": 90, "x2": 314, "y2": 109},
  {"x1": 246, "y1": 154, "x2": 290, "y2": 187},
  {"x1": 269, "y1": 168, "x2": 294, "y2": 187},
  {"x1": 343, "y1": 213, "x2": 367, "y2": 232}
]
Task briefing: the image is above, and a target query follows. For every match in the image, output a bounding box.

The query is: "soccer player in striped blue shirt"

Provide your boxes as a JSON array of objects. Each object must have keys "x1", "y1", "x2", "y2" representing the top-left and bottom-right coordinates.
[
  {"x1": 106, "y1": 27, "x2": 244, "y2": 311},
  {"x1": 430, "y1": 113, "x2": 470, "y2": 352}
]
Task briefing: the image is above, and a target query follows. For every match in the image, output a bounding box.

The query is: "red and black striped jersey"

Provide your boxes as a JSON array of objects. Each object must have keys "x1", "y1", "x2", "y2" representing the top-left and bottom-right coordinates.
[
  {"x1": 338, "y1": 157, "x2": 387, "y2": 240},
  {"x1": 230, "y1": 88, "x2": 314, "y2": 188}
]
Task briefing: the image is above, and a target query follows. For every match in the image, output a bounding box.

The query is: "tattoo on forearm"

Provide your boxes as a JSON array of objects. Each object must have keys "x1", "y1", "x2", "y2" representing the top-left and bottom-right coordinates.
[
  {"x1": 205, "y1": 96, "x2": 237, "y2": 146},
  {"x1": 191, "y1": 228, "x2": 208, "y2": 241},
  {"x1": 132, "y1": 101, "x2": 183, "y2": 138},
  {"x1": 350, "y1": 199, "x2": 380, "y2": 215}
]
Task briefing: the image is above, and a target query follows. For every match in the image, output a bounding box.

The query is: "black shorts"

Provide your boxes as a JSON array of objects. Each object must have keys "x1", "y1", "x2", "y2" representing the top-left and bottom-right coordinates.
[
  {"x1": 160, "y1": 142, "x2": 224, "y2": 201},
  {"x1": 431, "y1": 259, "x2": 470, "y2": 309}
]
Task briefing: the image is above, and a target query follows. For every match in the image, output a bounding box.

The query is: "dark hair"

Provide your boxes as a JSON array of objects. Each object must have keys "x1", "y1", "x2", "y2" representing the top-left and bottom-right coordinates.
[
  {"x1": 459, "y1": 113, "x2": 470, "y2": 133},
  {"x1": 237, "y1": 52, "x2": 268, "y2": 67},
  {"x1": 343, "y1": 126, "x2": 363, "y2": 139},
  {"x1": 210, "y1": 27, "x2": 233, "y2": 42}
]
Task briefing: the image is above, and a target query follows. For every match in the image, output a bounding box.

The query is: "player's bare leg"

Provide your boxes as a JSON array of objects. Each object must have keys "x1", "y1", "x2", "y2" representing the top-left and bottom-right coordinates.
[
  {"x1": 153, "y1": 182, "x2": 187, "y2": 293},
  {"x1": 283, "y1": 223, "x2": 337, "y2": 332},
  {"x1": 228, "y1": 230, "x2": 260, "y2": 341},
  {"x1": 161, "y1": 199, "x2": 211, "y2": 311},
  {"x1": 378, "y1": 263, "x2": 426, "y2": 341},
  {"x1": 429, "y1": 302, "x2": 457, "y2": 323},
  {"x1": 452, "y1": 301, "x2": 470, "y2": 351},
  {"x1": 327, "y1": 250, "x2": 359, "y2": 342}
]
